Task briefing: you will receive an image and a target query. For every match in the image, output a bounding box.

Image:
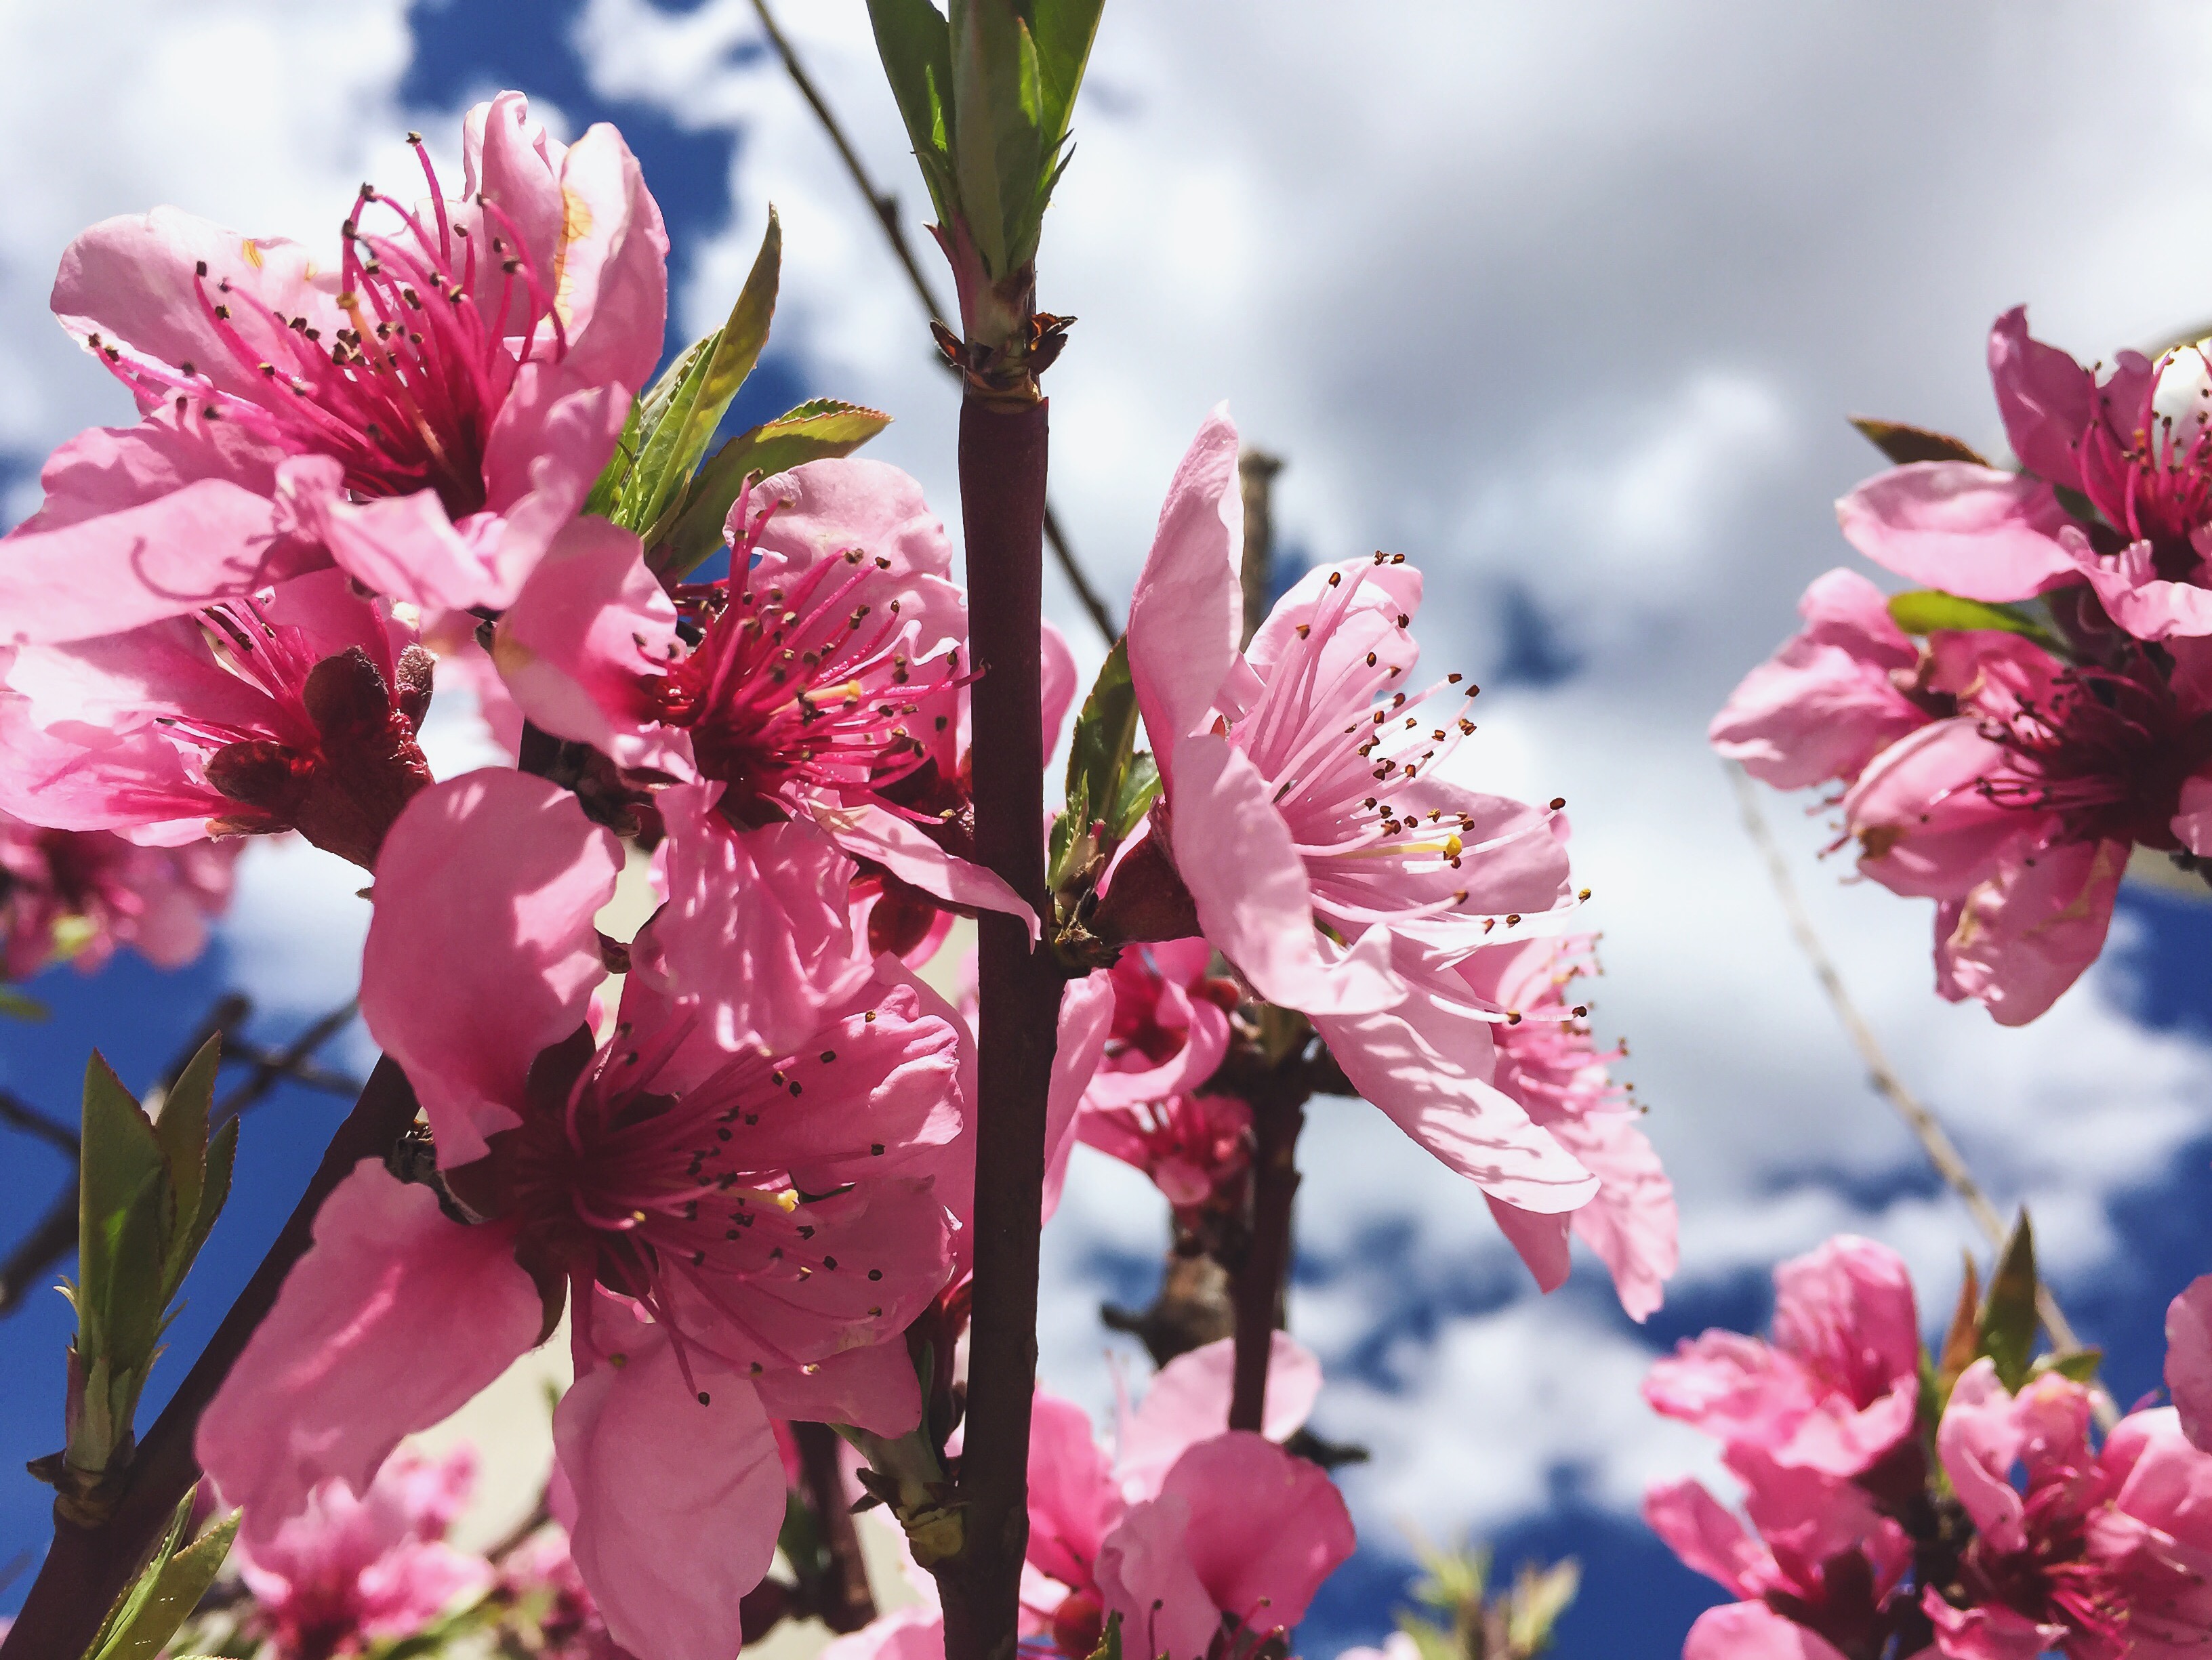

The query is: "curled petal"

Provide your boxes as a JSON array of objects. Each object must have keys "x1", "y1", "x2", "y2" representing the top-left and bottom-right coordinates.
[
  {"x1": 2169, "y1": 1275, "x2": 2212, "y2": 1453},
  {"x1": 1988, "y1": 306, "x2": 2093, "y2": 491},
  {"x1": 1642, "y1": 1479, "x2": 1765, "y2": 1597},
  {"x1": 1128, "y1": 408, "x2": 1244, "y2": 784},
  {"x1": 1933, "y1": 835, "x2": 2123, "y2": 1026},
  {"x1": 1683, "y1": 1602, "x2": 1852, "y2": 1660},
  {"x1": 1836, "y1": 463, "x2": 2077, "y2": 602},
  {"x1": 1116, "y1": 1333, "x2": 1322, "y2": 1499},
  {"x1": 1158, "y1": 1432, "x2": 1355, "y2": 1636}
]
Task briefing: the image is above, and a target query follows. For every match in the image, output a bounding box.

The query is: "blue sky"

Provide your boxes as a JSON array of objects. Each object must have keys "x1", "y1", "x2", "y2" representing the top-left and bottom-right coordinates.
[{"x1": 6, "y1": 5, "x2": 2212, "y2": 1657}]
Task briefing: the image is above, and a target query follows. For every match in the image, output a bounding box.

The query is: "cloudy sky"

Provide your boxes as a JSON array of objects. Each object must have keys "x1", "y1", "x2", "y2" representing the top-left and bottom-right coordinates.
[{"x1": 5, "y1": 3, "x2": 2212, "y2": 1655}]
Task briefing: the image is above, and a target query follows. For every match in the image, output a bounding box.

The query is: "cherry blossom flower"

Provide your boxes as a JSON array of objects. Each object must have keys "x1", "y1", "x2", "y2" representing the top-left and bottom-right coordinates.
[
  {"x1": 0, "y1": 94, "x2": 662, "y2": 644},
  {"x1": 200, "y1": 768, "x2": 964, "y2": 1660},
  {"x1": 232, "y1": 1447, "x2": 492, "y2": 1660},
  {"x1": 2168, "y1": 1276, "x2": 2212, "y2": 1455},
  {"x1": 1458, "y1": 934, "x2": 1676, "y2": 1320},
  {"x1": 1841, "y1": 631, "x2": 2212, "y2": 1024},
  {"x1": 1645, "y1": 1235, "x2": 1921, "y2": 1480},
  {"x1": 497, "y1": 1520, "x2": 626, "y2": 1660},
  {"x1": 1927, "y1": 1359, "x2": 2212, "y2": 1656},
  {"x1": 1120, "y1": 407, "x2": 1597, "y2": 1241},
  {"x1": 497, "y1": 457, "x2": 1033, "y2": 934},
  {"x1": 0, "y1": 569, "x2": 434, "y2": 868},
  {"x1": 0, "y1": 812, "x2": 236, "y2": 979},
  {"x1": 1709, "y1": 568, "x2": 1937, "y2": 789}
]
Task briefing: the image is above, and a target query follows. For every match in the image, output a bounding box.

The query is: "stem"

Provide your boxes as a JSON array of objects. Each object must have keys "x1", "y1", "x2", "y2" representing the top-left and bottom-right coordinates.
[
  {"x1": 0, "y1": 1058, "x2": 422, "y2": 1660},
  {"x1": 1725, "y1": 762, "x2": 2118, "y2": 1430},
  {"x1": 794, "y1": 1421, "x2": 878, "y2": 1633},
  {"x1": 1236, "y1": 450, "x2": 1283, "y2": 653},
  {"x1": 1229, "y1": 1092, "x2": 1305, "y2": 1432},
  {"x1": 937, "y1": 398, "x2": 1061, "y2": 1660}
]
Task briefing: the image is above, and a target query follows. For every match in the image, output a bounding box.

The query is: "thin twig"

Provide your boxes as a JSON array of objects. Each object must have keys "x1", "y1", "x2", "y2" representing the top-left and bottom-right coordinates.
[
  {"x1": 214, "y1": 999, "x2": 361, "y2": 1124},
  {"x1": 0, "y1": 1090, "x2": 77, "y2": 1158},
  {"x1": 1725, "y1": 762, "x2": 2118, "y2": 1428},
  {"x1": 747, "y1": 0, "x2": 1120, "y2": 646}
]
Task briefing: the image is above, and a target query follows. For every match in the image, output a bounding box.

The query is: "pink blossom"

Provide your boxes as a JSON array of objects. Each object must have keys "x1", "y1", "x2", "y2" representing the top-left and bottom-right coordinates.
[
  {"x1": 499, "y1": 457, "x2": 1033, "y2": 936},
  {"x1": 1709, "y1": 568, "x2": 1934, "y2": 789},
  {"x1": 497, "y1": 1524, "x2": 626, "y2": 1660},
  {"x1": 232, "y1": 1447, "x2": 493, "y2": 1660},
  {"x1": 2167, "y1": 1275, "x2": 2212, "y2": 1454},
  {"x1": 1458, "y1": 934, "x2": 1677, "y2": 1320},
  {"x1": 200, "y1": 768, "x2": 963, "y2": 1660},
  {"x1": 0, "y1": 811, "x2": 236, "y2": 979},
  {"x1": 1842, "y1": 632, "x2": 2212, "y2": 1024},
  {"x1": 1928, "y1": 1359, "x2": 2212, "y2": 1657},
  {"x1": 0, "y1": 94, "x2": 662, "y2": 642},
  {"x1": 1645, "y1": 1235, "x2": 1921, "y2": 1480},
  {"x1": 1122, "y1": 408, "x2": 1596, "y2": 1232},
  {"x1": 0, "y1": 569, "x2": 434, "y2": 867}
]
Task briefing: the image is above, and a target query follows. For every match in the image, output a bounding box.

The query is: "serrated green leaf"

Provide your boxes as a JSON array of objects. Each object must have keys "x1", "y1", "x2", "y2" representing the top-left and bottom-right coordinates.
[
  {"x1": 949, "y1": 0, "x2": 1048, "y2": 277},
  {"x1": 655, "y1": 401, "x2": 894, "y2": 579},
  {"x1": 152, "y1": 1034, "x2": 220, "y2": 1279},
  {"x1": 0, "y1": 984, "x2": 48, "y2": 1021},
  {"x1": 89, "y1": 1500, "x2": 239, "y2": 1660},
  {"x1": 1086, "y1": 1609, "x2": 1123, "y2": 1660},
  {"x1": 630, "y1": 210, "x2": 784, "y2": 545},
  {"x1": 169, "y1": 1113, "x2": 237, "y2": 1309},
  {"x1": 1110, "y1": 751, "x2": 1160, "y2": 845},
  {"x1": 1887, "y1": 590, "x2": 2059, "y2": 648},
  {"x1": 1850, "y1": 417, "x2": 1989, "y2": 469},
  {"x1": 583, "y1": 396, "x2": 644, "y2": 520},
  {"x1": 79, "y1": 1054, "x2": 169, "y2": 1369},
  {"x1": 867, "y1": 0, "x2": 958, "y2": 226},
  {"x1": 1051, "y1": 639, "x2": 1142, "y2": 889},
  {"x1": 2035, "y1": 1347, "x2": 2104, "y2": 1385},
  {"x1": 1507, "y1": 1558, "x2": 1580, "y2": 1655},
  {"x1": 1029, "y1": 0, "x2": 1103, "y2": 151},
  {"x1": 1980, "y1": 1211, "x2": 2039, "y2": 1393}
]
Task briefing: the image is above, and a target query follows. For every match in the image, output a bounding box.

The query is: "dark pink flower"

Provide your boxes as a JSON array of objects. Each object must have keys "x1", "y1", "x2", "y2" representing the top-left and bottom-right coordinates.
[
  {"x1": 200, "y1": 769, "x2": 963, "y2": 1660},
  {"x1": 2168, "y1": 1276, "x2": 2212, "y2": 1455},
  {"x1": 1929, "y1": 1359, "x2": 2212, "y2": 1658},
  {"x1": 0, "y1": 811, "x2": 236, "y2": 978},
  {"x1": 1645, "y1": 1235, "x2": 1921, "y2": 1480},
  {"x1": 0, "y1": 568, "x2": 434, "y2": 867},
  {"x1": 1458, "y1": 934, "x2": 1677, "y2": 1320},
  {"x1": 233, "y1": 1447, "x2": 492, "y2": 1660},
  {"x1": 1122, "y1": 408, "x2": 1595, "y2": 1232},
  {"x1": 0, "y1": 94, "x2": 661, "y2": 644},
  {"x1": 1709, "y1": 568, "x2": 1936, "y2": 790}
]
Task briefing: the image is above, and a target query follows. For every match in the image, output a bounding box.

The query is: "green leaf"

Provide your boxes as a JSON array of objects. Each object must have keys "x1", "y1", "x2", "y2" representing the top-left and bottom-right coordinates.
[
  {"x1": 1851, "y1": 417, "x2": 1989, "y2": 469},
  {"x1": 0, "y1": 984, "x2": 49, "y2": 1021},
  {"x1": 867, "y1": 0, "x2": 958, "y2": 225},
  {"x1": 152, "y1": 1035, "x2": 220, "y2": 1282},
  {"x1": 949, "y1": 0, "x2": 1048, "y2": 277},
  {"x1": 1110, "y1": 750, "x2": 1160, "y2": 845},
  {"x1": 79, "y1": 1055, "x2": 169, "y2": 1371},
  {"x1": 89, "y1": 1497, "x2": 239, "y2": 1660},
  {"x1": 1980, "y1": 1210, "x2": 2040, "y2": 1392},
  {"x1": 1887, "y1": 589, "x2": 2058, "y2": 648},
  {"x1": 170, "y1": 1114, "x2": 237, "y2": 1309},
  {"x1": 628, "y1": 210, "x2": 785, "y2": 544},
  {"x1": 2035, "y1": 1347, "x2": 2104, "y2": 1385},
  {"x1": 582, "y1": 396, "x2": 644, "y2": 520},
  {"x1": 654, "y1": 400, "x2": 894, "y2": 579},
  {"x1": 1086, "y1": 1609, "x2": 1123, "y2": 1660},
  {"x1": 1506, "y1": 1558, "x2": 1581, "y2": 1656},
  {"x1": 1029, "y1": 0, "x2": 1104, "y2": 151},
  {"x1": 1052, "y1": 638, "x2": 1144, "y2": 889}
]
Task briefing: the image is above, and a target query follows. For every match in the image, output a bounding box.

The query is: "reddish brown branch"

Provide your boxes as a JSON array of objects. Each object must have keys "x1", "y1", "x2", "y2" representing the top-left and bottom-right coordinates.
[
  {"x1": 793, "y1": 1420, "x2": 878, "y2": 1632},
  {"x1": 0, "y1": 1058, "x2": 422, "y2": 1660},
  {"x1": 1229, "y1": 1092, "x2": 1305, "y2": 1433}
]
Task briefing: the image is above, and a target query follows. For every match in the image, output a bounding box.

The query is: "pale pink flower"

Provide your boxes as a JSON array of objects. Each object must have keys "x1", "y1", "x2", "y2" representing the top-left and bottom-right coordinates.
[
  {"x1": 0, "y1": 93, "x2": 662, "y2": 644},
  {"x1": 1841, "y1": 631, "x2": 2212, "y2": 1024},
  {"x1": 497, "y1": 1522, "x2": 626, "y2": 1660},
  {"x1": 1645, "y1": 1235, "x2": 1921, "y2": 1480},
  {"x1": 1709, "y1": 568, "x2": 1934, "y2": 789},
  {"x1": 1647, "y1": 1448, "x2": 1914, "y2": 1660},
  {"x1": 232, "y1": 1447, "x2": 492, "y2": 1660},
  {"x1": 200, "y1": 768, "x2": 964, "y2": 1660},
  {"x1": 1456, "y1": 935, "x2": 1677, "y2": 1320},
  {"x1": 2167, "y1": 1275, "x2": 2212, "y2": 1454},
  {"x1": 0, "y1": 812, "x2": 236, "y2": 978},
  {"x1": 1122, "y1": 408, "x2": 1595, "y2": 1232},
  {"x1": 0, "y1": 568, "x2": 433, "y2": 868},
  {"x1": 1929, "y1": 1359, "x2": 2212, "y2": 1657}
]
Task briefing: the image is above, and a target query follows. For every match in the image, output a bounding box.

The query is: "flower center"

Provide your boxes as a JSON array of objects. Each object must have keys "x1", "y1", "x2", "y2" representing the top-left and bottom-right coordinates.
[{"x1": 2085, "y1": 349, "x2": 2212, "y2": 575}]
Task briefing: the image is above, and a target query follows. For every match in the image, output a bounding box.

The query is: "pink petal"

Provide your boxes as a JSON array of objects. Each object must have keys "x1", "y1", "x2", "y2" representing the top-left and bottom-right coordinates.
[
  {"x1": 495, "y1": 515, "x2": 687, "y2": 771},
  {"x1": 1683, "y1": 1602, "x2": 1852, "y2": 1660},
  {"x1": 556, "y1": 1329, "x2": 785, "y2": 1660},
  {"x1": 1244, "y1": 559, "x2": 1425, "y2": 691},
  {"x1": 1988, "y1": 306, "x2": 2093, "y2": 491},
  {"x1": 1556, "y1": 1111, "x2": 1678, "y2": 1322},
  {"x1": 0, "y1": 697, "x2": 224, "y2": 837},
  {"x1": 472, "y1": 365, "x2": 631, "y2": 604},
  {"x1": 2169, "y1": 1276, "x2": 2212, "y2": 1453},
  {"x1": 362, "y1": 770, "x2": 621, "y2": 1165},
  {"x1": 1772, "y1": 1236, "x2": 1921, "y2": 1411},
  {"x1": 2064, "y1": 532, "x2": 2212, "y2": 640},
  {"x1": 1043, "y1": 972, "x2": 1115, "y2": 1222},
  {"x1": 1484, "y1": 1198, "x2": 1573, "y2": 1293},
  {"x1": 1936, "y1": 1360, "x2": 2028, "y2": 1552},
  {"x1": 1128, "y1": 409, "x2": 1244, "y2": 787},
  {"x1": 0, "y1": 412, "x2": 321, "y2": 646},
  {"x1": 306, "y1": 484, "x2": 500, "y2": 617},
  {"x1": 644, "y1": 791, "x2": 872, "y2": 1058},
  {"x1": 2174, "y1": 774, "x2": 2212, "y2": 860},
  {"x1": 1158, "y1": 1433, "x2": 1355, "y2": 1636},
  {"x1": 465, "y1": 94, "x2": 568, "y2": 288},
  {"x1": 1918, "y1": 1587, "x2": 2066, "y2": 1660},
  {"x1": 1027, "y1": 1390, "x2": 1124, "y2": 1592},
  {"x1": 1117, "y1": 1333, "x2": 1322, "y2": 1499},
  {"x1": 819, "y1": 802, "x2": 1038, "y2": 942},
  {"x1": 1843, "y1": 720, "x2": 2034, "y2": 900},
  {"x1": 1081, "y1": 996, "x2": 1229, "y2": 1111},
  {"x1": 753, "y1": 1340, "x2": 923, "y2": 1440},
  {"x1": 1168, "y1": 732, "x2": 1401, "y2": 1016},
  {"x1": 1934, "y1": 834, "x2": 2123, "y2": 1026},
  {"x1": 748, "y1": 459, "x2": 958, "y2": 583},
  {"x1": 823, "y1": 1606, "x2": 945, "y2": 1660},
  {"x1": 1643, "y1": 1331, "x2": 1820, "y2": 1453},
  {"x1": 1836, "y1": 463, "x2": 2078, "y2": 602},
  {"x1": 545, "y1": 122, "x2": 670, "y2": 395},
  {"x1": 198, "y1": 1162, "x2": 541, "y2": 1547},
  {"x1": 1641, "y1": 1479, "x2": 1765, "y2": 1596},
  {"x1": 1094, "y1": 1490, "x2": 1221, "y2": 1660},
  {"x1": 1042, "y1": 621, "x2": 1078, "y2": 759}
]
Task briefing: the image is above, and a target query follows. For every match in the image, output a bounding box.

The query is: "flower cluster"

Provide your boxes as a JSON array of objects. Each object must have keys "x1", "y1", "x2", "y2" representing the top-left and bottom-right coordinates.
[
  {"x1": 1645, "y1": 1235, "x2": 2212, "y2": 1658},
  {"x1": 1715, "y1": 310, "x2": 2212, "y2": 1023},
  {"x1": 0, "y1": 810, "x2": 235, "y2": 981}
]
